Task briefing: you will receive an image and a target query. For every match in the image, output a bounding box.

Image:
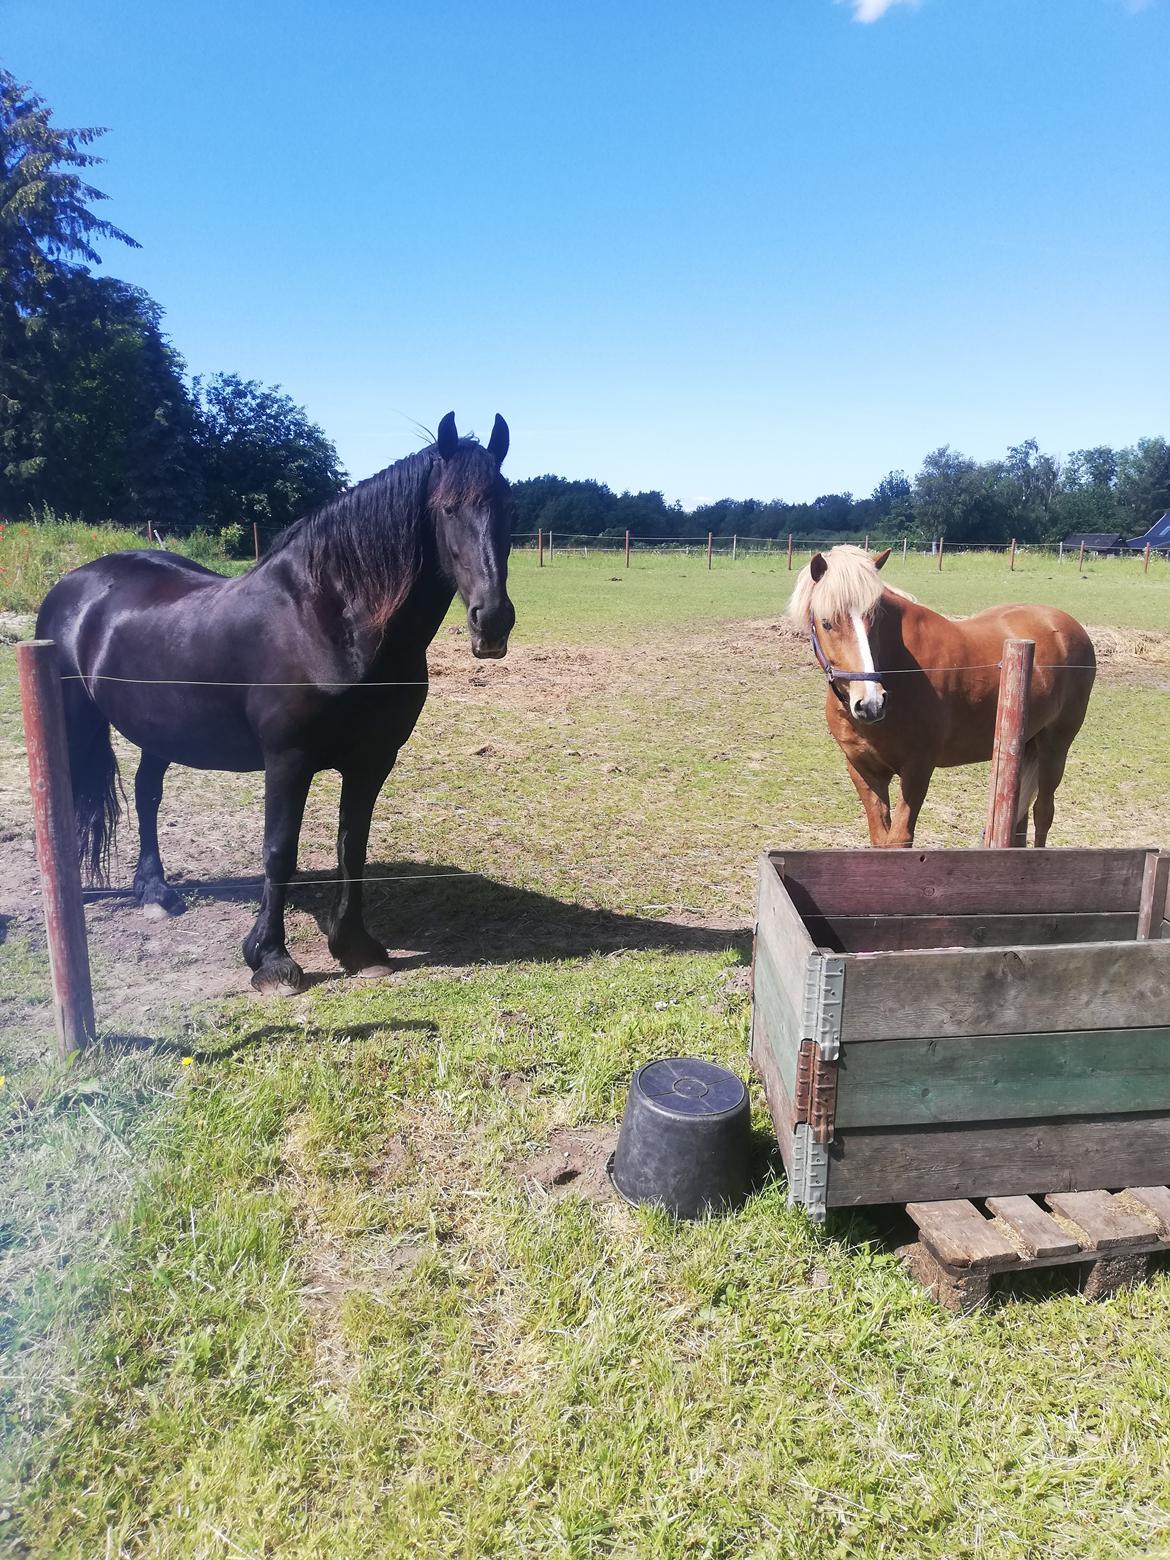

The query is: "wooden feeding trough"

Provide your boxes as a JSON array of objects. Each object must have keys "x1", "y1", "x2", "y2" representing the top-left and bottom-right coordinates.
[{"x1": 750, "y1": 847, "x2": 1170, "y2": 1220}]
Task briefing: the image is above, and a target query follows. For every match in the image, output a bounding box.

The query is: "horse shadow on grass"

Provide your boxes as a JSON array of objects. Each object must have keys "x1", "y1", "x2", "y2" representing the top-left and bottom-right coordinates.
[{"x1": 115, "y1": 860, "x2": 753, "y2": 972}]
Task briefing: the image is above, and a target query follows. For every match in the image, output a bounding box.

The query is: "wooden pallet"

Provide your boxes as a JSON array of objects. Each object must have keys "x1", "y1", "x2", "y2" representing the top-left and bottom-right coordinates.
[{"x1": 900, "y1": 1186, "x2": 1170, "y2": 1310}]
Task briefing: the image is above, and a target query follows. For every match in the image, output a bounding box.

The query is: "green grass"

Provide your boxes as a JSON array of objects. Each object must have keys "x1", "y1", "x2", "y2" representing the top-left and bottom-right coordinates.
[
  {"x1": 11, "y1": 959, "x2": 1170, "y2": 1558},
  {"x1": 0, "y1": 516, "x2": 245, "y2": 617},
  {"x1": 2, "y1": 528, "x2": 1170, "y2": 1557},
  {"x1": 502, "y1": 545, "x2": 1170, "y2": 641}
]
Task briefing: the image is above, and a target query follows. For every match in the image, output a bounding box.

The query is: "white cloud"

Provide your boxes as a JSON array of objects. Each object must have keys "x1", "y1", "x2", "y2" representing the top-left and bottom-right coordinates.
[{"x1": 840, "y1": 0, "x2": 922, "y2": 21}]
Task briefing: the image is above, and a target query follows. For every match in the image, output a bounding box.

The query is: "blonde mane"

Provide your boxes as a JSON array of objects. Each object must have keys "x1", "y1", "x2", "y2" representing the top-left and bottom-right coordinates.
[{"x1": 786, "y1": 544, "x2": 913, "y2": 627}]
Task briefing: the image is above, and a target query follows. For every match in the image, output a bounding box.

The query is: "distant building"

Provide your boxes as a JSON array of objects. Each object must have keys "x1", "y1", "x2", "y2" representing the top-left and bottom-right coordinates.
[
  {"x1": 1127, "y1": 512, "x2": 1170, "y2": 551},
  {"x1": 1063, "y1": 532, "x2": 1127, "y2": 556}
]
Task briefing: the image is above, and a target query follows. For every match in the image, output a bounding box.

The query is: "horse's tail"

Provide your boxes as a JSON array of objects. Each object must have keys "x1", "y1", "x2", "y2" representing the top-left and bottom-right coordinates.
[
  {"x1": 1016, "y1": 741, "x2": 1040, "y2": 826},
  {"x1": 64, "y1": 686, "x2": 122, "y2": 885}
]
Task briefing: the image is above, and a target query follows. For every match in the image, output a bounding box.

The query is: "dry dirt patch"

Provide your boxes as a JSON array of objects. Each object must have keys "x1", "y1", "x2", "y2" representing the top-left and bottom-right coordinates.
[{"x1": 510, "y1": 1125, "x2": 620, "y2": 1204}]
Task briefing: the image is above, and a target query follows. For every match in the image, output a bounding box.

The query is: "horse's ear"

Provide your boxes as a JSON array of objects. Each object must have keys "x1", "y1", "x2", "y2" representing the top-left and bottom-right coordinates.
[
  {"x1": 873, "y1": 547, "x2": 892, "y2": 571},
  {"x1": 810, "y1": 553, "x2": 828, "y2": 583},
  {"x1": 487, "y1": 413, "x2": 509, "y2": 466},
  {"x1": 436, "y1": 412, "x2": 459, "y2": 458}
]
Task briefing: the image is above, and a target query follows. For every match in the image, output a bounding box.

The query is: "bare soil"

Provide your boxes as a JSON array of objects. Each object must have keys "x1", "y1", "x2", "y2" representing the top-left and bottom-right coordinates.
[
  {"x1": 509, "y1": 1125, "x2": 620, "y2": 1204},
  {"x1": 3, "y1": 615, "x2": 1167, "y2": 1048}
]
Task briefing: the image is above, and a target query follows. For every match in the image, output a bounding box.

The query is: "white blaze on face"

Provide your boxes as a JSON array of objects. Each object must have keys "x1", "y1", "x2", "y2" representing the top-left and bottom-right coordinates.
[{"x1": 849, "y1": 610, "x2": 882, "y2": 707}]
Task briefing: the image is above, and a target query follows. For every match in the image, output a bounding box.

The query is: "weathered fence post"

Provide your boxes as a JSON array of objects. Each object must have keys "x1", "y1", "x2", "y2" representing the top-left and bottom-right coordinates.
[
  {"x1": 1144, "y1": 543, "x2": 1151, "y2": 575},
  {"x1": 549, "y1": 530, "x2": 553, "y2": 565},
  {"x1": 1009, "y1": 538, "x2": 1017, "y2": 572},
  {"x1": 731, "y1": 533, "x2": 737, "y2": 563},
  {"x1": 538, "y1": 528, "x2": 544, "y2": 568},
  {"x1": 901, "y1": 536, "x2": 908, "y2": 563},
  {"x1": 1078, "y1": 541, "x2": 1086, "y2": 574},
  {"x1": 706, "y1": 532, "x2": 713, "y2": 570},
  {"x1": 17, "y1": 641, "x2": 97, "y2": 1058},
  {"x1": 253, "y1": 522, "x2": 260, "y2": 563},
  {"x1": 624, "y1": 530, "x2": 630, "y2": 569},
  {"x1": 1059, "y1": 541, "x2": 1064, "y2": 563},
  {"x1": 984, "y1": 637, "x2": 1035, "y2": 849},
  {"x1": 937, "y1": 535, "x2": 945, "y2": 572},
  {"x1": 787, "y1": 534, "x2": 794, "y2": 571},
  {"x1": 863, "y1": 533, "x2": 870, "y2": 552}
]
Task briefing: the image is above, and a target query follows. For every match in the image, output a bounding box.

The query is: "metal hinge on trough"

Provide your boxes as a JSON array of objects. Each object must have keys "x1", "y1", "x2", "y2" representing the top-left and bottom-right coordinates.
[
  {"x1": 790, "y1": 1123, "x2": 828, "y2": 1222},
  {"x1": 802, "y1": 953, "x2": 844, "y2": 1061},
  {"x1": 794, "y1": 1039, "x2": 839, "y2": 1145}
]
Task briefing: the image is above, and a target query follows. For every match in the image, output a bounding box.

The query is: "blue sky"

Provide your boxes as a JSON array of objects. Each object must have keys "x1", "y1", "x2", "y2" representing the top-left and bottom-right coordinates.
[{"x1": 5, "y1": 0, "x2": 1169, "y2": 505}]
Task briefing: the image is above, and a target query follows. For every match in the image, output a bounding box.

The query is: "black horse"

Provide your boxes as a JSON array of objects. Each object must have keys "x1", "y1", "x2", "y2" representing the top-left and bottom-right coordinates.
[{"x1": 36, "y1": 412, "x2": 514, "y2": 994}]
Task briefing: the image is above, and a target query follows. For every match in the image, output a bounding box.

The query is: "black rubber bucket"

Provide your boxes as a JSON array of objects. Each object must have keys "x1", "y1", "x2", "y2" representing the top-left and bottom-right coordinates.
[{"x1": 610, "y1": 1057, "x2": 751, "y2": 1219}]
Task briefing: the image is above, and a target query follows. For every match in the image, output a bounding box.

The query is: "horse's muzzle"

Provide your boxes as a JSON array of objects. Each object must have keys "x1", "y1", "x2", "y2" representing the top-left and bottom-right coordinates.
[
  {"x1": 468, "y1": 596, "x2": 515, "y2": 660},
  {"x1": 850, "y1": 695, "x2": 887, "y2": 725}
]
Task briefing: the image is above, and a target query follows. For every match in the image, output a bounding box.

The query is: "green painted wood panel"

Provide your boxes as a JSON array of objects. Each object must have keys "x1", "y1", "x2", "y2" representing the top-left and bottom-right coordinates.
[
  {"x1": 751, "y1": 935, "x2": 805, "y2": 1102},
  {"x1": 836, "y1": 1027, "x2": 1170, "y2": 1128}
]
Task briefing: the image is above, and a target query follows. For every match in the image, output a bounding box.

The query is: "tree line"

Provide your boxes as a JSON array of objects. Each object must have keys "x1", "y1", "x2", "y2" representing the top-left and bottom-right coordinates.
[
  {"x1": 1, "y1": 68, "x2": 345, "y2": 539},
  {"x1": 510, "y1": 436, "x2": 1170, "y2": 547},
  {"x1": 4, "y1": 67, "x2": 1167, "y2": 549}
]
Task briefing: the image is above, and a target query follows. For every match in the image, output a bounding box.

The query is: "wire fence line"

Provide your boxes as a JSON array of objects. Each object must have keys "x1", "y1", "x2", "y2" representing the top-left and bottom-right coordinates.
[
  {"x1": 54, "y1": 662, "x2": 1127, "y2": 690},
  {"x1": 16, "y1": 514, "x2": 1167, "y2": 564}
]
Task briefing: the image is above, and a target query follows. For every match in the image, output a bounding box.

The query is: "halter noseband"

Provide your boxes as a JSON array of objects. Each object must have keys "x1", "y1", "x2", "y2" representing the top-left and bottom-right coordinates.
[{"x1": 809, "y1": 611, "x2": 885, "y2": 709}]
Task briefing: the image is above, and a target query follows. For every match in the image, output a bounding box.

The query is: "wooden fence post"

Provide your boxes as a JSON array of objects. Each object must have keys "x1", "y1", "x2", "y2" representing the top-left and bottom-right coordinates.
[
  {"x1": 17, "y1": 641, "x2": 97, "y2": 1058},
  {"x1": 902, "y1": 536, "x2": 908, "y2": 563},
  {"x1": 1144, "y1": 543, "x2": 1151, "y2": 575},
  {"x1": 549, "y1": 530, "x2": 553, "y2": 565},
  {"x1": 863, "y1": 533, "x2": 870, "y2": 552},
  {"x1": 253, "y1": 522, "x2": 260, "y2": 562},
  {"x1": 538, "y1": 528, "x2": 543, "y2": 568},
  {"x1": 787, "y1": 534, "x2": 794, "y2": 571},
  {"x1": 1078, "y1": 541, "x2": 1086, "y2": 574},
  {"x1": 984, "y1": 638, "x2": 1035, "y2": 849},
  {"x1": 731, "y1": 533, "x2": 737, "y2": 563},
  {"x1": 937, "y1": 535, "x2": 945, "y2": 572},
  {"x1": 1009, "y1": 538, "x2": 1017, "y2": 572},
  {"x1": 706, "y1": 532, "x2": 713, "y2": 570},
  {"x1": 624, "y1": 530, "x2": 630, "y2": 569}
]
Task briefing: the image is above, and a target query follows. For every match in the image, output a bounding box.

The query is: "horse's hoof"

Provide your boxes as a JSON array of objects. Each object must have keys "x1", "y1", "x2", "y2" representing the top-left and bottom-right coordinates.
[
  {"x1": 251, "y1": 960, "x2": 305, "y2": 997},
  {"x1": 332, "y1": 935, "x2": 393, "y2": 977},
  {"x1": 352, "y1": 963, "x2": 395, "y2": 980},
  {"x1": 139, "y1": 888, "x2": 185, "y2": 920}
]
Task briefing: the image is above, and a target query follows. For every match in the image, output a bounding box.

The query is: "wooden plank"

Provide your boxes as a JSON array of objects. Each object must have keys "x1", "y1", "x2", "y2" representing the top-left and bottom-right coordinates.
[
  {"x1": 1138, "y1": 852, "x2": 1170, "y2": 940},
  {"x1": 1124, "y1": 1186, "x2": 1170, "y2": 1236},
  {"x1": 768, "y1": 847, "x2": 1149, "y2": 919},
  {"x1": 757, "y1": 854, "x2": 817, "y2": 995},
  {"x1": 834, "y1": 1027, "x2": 1170, "y2": 1127},
  {"x1": 905, "y1": 1199, "x2": 1017, "y2": 1269},
  {"x1": 750, "y1": 1020, "x2": 798, "y2": 1173},
  {"x1": 985, "y1": 1196, "x2": 1080, "y2": 1258},
  {"x1": 750, "y1": 936, "x2": 805, "y2": 1103},
  {"x1": 1045, "y1": 1190, "x2": 1152, "y2": 1249},
  {"x1": 839, "y1": 940, "x2": 1170, "y2": 1042},
  {"x1": 803, "y1": 911, "x2": 1137, "y2": 955},
  {"x1": 825, "y1": 1113, "x2": 1170, "y2": 1208}
]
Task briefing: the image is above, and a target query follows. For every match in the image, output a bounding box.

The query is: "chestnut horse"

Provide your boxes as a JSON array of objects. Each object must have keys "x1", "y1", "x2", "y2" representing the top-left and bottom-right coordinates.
[
  {"x1": 788, "y1": 545, "x2": 1095, "y2": 848},
  {"x1": 37, "y1": 412, "x2": 514, "y2": 994}
]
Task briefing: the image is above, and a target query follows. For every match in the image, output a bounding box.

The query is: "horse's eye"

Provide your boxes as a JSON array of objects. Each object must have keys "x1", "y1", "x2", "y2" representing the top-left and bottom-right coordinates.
[{"x1": 821, "y1": 619, "x2": 832, "y2": 631}]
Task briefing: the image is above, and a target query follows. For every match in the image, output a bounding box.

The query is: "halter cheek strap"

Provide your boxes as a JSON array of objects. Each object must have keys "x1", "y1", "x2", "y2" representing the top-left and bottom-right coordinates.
[{"x1": 809, "y1": 612, "x2": 884, "y2": 709}]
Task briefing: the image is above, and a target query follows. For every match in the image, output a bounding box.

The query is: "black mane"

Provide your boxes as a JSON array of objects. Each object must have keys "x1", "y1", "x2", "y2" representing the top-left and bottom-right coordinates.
[{"x1": 261, "y1": 438, "x2": 499, "y2": 624}]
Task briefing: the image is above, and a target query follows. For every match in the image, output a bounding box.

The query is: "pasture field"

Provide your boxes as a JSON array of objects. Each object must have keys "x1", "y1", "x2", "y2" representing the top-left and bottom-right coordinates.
[{"x1": 2, "y1": 536, "x2": 1170, "y2": 1557}]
